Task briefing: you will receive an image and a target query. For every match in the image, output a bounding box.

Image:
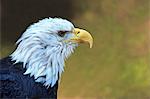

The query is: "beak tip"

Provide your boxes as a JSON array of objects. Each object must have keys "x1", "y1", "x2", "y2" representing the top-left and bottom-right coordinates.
[
  {"x1": 89, "y1": 43, "x2": 93, "y2": 48},
  {"x1": 89, "y1": 38, "x2": 93, "y2": 48}
]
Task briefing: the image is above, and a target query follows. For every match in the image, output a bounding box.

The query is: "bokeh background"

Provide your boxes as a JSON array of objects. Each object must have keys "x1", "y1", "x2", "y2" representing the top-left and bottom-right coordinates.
[{"x1": 1, "y1": 0, "x2": 150, "y2": 99}]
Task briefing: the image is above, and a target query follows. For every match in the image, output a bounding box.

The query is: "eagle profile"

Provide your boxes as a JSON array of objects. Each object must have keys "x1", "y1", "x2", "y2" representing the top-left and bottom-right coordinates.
[{"x1": 0, "y1": 17, "x2": 93, "y2": 98}]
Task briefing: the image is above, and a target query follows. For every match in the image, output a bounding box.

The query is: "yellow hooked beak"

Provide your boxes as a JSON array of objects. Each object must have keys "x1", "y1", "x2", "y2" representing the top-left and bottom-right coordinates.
[{"x1": 70, "y1": 28, "x2": 93, "y2": 48}]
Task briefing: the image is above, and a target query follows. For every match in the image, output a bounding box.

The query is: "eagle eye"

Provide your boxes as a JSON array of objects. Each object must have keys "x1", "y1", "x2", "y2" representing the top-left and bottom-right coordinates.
[{"x1": 58, "y1": 31, "x2": 67, "y2": 37}]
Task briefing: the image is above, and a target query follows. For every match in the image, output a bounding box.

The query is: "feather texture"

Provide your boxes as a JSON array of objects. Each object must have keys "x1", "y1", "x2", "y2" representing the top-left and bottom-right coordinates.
[{"x1": 11, "y1": 18, "x2": 78, "y2": 87}]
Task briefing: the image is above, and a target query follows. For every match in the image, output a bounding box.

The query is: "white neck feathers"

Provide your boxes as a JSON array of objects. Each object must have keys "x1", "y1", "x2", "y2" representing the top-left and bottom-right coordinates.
[{"x1": 11, "y1": 18, "x2": 77, "y2": 87}]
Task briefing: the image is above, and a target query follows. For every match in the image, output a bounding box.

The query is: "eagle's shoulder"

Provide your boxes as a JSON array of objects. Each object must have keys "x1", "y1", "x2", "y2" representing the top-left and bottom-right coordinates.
[{"x1": 0, "y1": 57, "x2": 58, "y2": 98}]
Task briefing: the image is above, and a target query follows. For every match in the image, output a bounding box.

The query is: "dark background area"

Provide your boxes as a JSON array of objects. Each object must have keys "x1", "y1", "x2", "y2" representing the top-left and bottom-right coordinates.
[{"x1": 1, "y1": 0, "x2": 74, "y2": 43}]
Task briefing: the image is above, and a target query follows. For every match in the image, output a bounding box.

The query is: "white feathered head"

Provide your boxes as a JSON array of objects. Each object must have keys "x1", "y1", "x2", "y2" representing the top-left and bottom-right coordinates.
[{"x1": 11, "y1": 17, "x2": 93, "y2": 87}]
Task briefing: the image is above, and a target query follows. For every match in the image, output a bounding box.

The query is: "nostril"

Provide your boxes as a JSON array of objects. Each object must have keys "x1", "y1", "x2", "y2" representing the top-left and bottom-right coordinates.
[{"x1": 77, "y1": 31, "x2": 80, "y2": 34}]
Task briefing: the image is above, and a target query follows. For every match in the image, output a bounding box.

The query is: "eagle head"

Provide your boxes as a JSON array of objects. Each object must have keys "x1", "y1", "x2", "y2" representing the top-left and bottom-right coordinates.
[{"x1": 11, "y1": 17, "x2": 93, "y2": 87}]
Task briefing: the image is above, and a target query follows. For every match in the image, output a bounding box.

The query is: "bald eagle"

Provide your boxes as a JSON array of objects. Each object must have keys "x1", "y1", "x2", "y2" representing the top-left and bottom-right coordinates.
[{"x1": 0, "y1": 18, "x2": 93, "y2": 98}]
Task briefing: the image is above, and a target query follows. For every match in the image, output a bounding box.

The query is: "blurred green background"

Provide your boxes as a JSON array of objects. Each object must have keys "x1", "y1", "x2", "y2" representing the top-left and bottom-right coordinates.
[{"x1": 1, "y1": 0, "x2": 150, "y2": 99}]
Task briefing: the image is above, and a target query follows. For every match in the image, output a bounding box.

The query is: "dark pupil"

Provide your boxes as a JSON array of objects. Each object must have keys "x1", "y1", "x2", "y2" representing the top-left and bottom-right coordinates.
[{"x1": 58, "y1": 31, "x2": 66, "y2": 37}]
